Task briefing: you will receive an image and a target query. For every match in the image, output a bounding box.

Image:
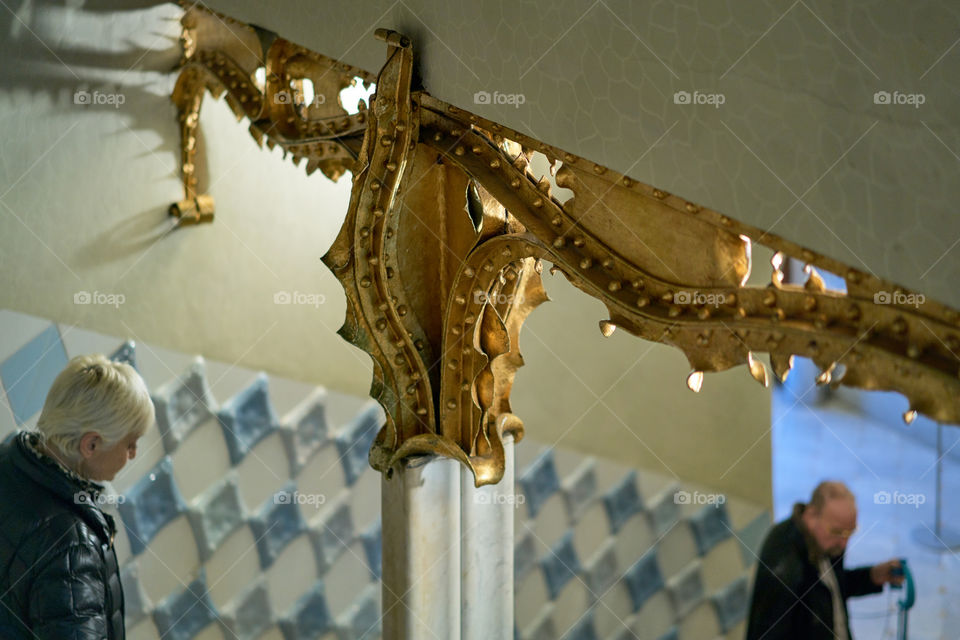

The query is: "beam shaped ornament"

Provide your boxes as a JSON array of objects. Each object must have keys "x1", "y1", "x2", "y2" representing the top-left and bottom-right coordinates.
[{"x1": 170, "y1": 8, "x2": 960, "y2": 487}]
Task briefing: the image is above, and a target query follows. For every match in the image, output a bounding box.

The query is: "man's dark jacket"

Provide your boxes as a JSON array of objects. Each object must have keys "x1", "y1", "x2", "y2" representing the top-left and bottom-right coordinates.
[
  {"x1": 745, "y1": 503, "x2": 882, "y2": 639},
  {"x1": 0, "y1": 431, "x2": 124, "y2": 639}
]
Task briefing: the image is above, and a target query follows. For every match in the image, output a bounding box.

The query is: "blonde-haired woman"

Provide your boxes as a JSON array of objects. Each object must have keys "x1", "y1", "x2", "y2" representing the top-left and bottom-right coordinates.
[{"x1": 0, "y1": 354, "x2": 154, "y2": 639}]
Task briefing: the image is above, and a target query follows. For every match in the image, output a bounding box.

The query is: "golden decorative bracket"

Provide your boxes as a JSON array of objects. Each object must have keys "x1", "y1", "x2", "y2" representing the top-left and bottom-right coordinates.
[{"x1": 172, "y1": 5, "x2": 960, "y2": 486}]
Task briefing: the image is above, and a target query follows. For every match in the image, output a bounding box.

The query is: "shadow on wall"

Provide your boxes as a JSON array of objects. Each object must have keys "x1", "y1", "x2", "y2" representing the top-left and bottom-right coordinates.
[
  {"x1": 1, "y1": 0, "x2": 180, "y2": 121},
  {"x1": 0, "y1": 0, "x2": 193, "y2": 265}
]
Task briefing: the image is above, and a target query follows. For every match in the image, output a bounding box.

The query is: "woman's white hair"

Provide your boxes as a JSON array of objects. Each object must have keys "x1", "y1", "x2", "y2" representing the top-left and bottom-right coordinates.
[{"x1": 35, "y1": 354, "x2": 154, "y2": 463}]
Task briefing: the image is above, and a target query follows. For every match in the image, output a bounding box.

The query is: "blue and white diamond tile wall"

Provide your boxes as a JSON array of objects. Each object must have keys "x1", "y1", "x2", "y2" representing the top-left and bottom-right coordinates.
[
  {"x1": 335, "y1": 403, "x2": 383, "y2": 487},
  {"x1": 153, "y1": 357, "x2": 218, "y2": 455},
  {"x1": 281, "y1": 388, "x2": 329, "y2": 475},
  {"x1": 0, "y1": 310, "x2": 771, "y2": 639},
  {"x1": 0, "y1": 311, "x2": 390, "y2": 640},
  {"x1": 250, "y1": 481, "x2": 308, "y2": 569},
  {"x1": 187, "y1": 474, "x2": 246, "y2": 562},
  {"x1": 518, "y1": 449, "x2": 561, "y2": 519},
  {"x1": 118, "y1": 456, "x2": 189, "y2": 555},
  {"x1": 218, "y1": 373, "x2": 281, "y2": 466},
  {"x1": 120, "y1": 562, "x2": 150, "y2": 628},
  {"x1": 603, "y1": 471, "x2": 643, "y2": 534},
  {"x1": 218, "y1": 580, "x2": 273, "y2": 640},
  {"x1": 278, "y1": 580, "x2": 336, "y2": 640},
  {"x1": 513, "y1": 439, "x2": 770, "y2": 640},
  {"x1": 152, "y1": 571, "x2": 219, "y2": 640}
]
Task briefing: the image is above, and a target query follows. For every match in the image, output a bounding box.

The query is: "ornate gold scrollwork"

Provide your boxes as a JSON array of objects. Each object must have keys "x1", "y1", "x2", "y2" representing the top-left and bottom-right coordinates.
[
  {"x1": 172, "y1": 6, "x2": 960, "y2": 486},
  {"x1": 170, "y1": 2, "x2": 374, "y2": 222}
]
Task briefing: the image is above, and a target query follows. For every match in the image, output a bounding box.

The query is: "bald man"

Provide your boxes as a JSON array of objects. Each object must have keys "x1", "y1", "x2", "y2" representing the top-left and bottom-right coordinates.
[{"x1": 745, "y1": 481, "x2": 903, "y2": 639}]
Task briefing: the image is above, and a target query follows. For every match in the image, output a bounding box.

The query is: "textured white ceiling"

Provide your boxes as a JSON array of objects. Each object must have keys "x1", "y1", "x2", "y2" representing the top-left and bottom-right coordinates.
[{"x1": 204, "y1": 0, "x2": 960, "y2": 310}]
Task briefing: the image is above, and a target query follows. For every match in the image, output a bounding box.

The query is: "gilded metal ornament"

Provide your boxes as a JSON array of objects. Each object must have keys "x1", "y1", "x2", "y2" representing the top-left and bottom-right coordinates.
[{"x1": 171, "y1": 4, "x2": 960, "y2": 486}]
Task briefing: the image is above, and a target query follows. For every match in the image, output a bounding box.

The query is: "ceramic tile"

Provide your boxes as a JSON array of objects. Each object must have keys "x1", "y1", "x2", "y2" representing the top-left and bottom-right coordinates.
[
  {"x1": 336, "y1": 582, "x2": 380, "y2": 640},
  {"x1": 647, "y1": 487, "x2": 682, "y2": 537},
  {"x1": 345, "y1": 462, "x2": 380, "y2": 531},
  {"x1": 515, "y1": 531, "x2": 538, "y2": 586},
  {"x1": 631, "y1": 591, "x2": 675, "y2": 639},
  {"x1": 264, "y1": 535, "x2": 318, "y2": 618},
  {"x1": 152, "y1": 357, "x2": 217, "y2": 454},
  {"x1": 556, "y1": 605, "x2": 596, "y2": 640},
  {"x1": 120, "y1": 561, "x2": 151, "y2": 628},
  {"x1": 520, "y1": 605, "x2": 556, "y2": 640},
  {"x1": 297, "y1": 441, "x2": 349, "y2": 524},
  {"x1": 321, "y1": 540, "x2": 371, "y2": 614},
  {"x1": 612, "y1": 512, "x2": 656, "y2": 573},
  {"x1": 572, "y1": 501, "x2": 610, "y2": 565},
  {"x1": 688, "y1": 502, "x2": 732, "y2": 556},
  {"x1": 582, "y1": 538, "x2": 618, "y2": 599},
  {"x1": 1, "y1": 323, "x2": 67, "y2": 425},
  {"x1": 519, "y1": 450, "x2": 561, "y2": 519},
  {"x1": 309, "y1": 496, "x2": 354, "y2": 574},
  {"x1": 666, "y1": 561, "x2": 704, "y2": 619},
  {"x1": 118, "y1": 456, "x2": 188, "y2": 555},
  {"x1": 152, "y1": 571, "x2": 218, "y2": 640},
  {"x1": 540, "y1": 530, "x2": 581, "y2": 600},
  {"x1": 218, "y1": 373, "x2": 281, "y2": 466},
  {"x1": 516, "y1": 570, "x2": 550, "y2": 632},
  {"x1": 699, "y1": 537, "x2": 744, "y2": 593},
  {"x1": 592, "y1": 582, "x2": 635, "y2": 640},
  {"x1": 251, "y1": 482, "x2": 308, "y2": 569},
  {"x1": 219, "y1": 580, "x2": 272, "y2": 640},
  {"x1": 562, "y1": 459, "x2": 597, "y2": 522},
  {"x1": 656, "y1": 522, "x2": 698, "y2": 578},
  {"x1": 235, "y1": 431, "x2": 289, "y2": 512},
  {"x1": 187, "y1": 473, "x2": 245, "y2": 561},
  {"x1": 676, "y1": 601, "x2": 719, "y2": 640},
  {"x1": 527, "y1": 491, "x2": 569, "y2": 550},
  {"x1": 277, "y1": 581, "x2": 335, "y2": 640},
  {"x1": 135, "y1": 515, "x2": 202, "y2": 605},
  {"x1": 358, "y1": 518, "x2": 382, "y2": 581},
  {"x1": 334, "y1": 402, "x2": 382, "y2": 487},
  {"x1": 604, "y1": 471, "x2": 644, "y2": 535},
  {"x1": 711, "y1": 576, "x2": 749, "y2": 634},
  {"x1": 281, "y1": 387, "x2": 330, "y2": 475},
  {"x1": 204, "y1": 526, "x2": 260, "y2": 610},
  {"x1": 171, "y1": 416, "x2": 233, "y2": 504},
  {"x1": 622, "y1": 552, "x2": 663, "y2": 612}
]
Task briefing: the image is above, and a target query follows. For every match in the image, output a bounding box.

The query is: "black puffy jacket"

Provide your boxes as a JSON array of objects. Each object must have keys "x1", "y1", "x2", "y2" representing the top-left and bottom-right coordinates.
[
  {"x1": 0, "y1": 431, "x2": 125, "y2": 639},
  {"x1": 745, "y1": 502, "x2": 882, "y2": 639}
]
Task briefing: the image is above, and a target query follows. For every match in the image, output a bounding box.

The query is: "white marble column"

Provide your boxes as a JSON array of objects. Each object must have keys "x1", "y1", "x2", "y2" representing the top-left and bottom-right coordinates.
[
  {"x1": 461, "y1": 435, "x2": 515, "y2": 640},
  {"x1": 381, "y1": 455, "x2": 462, "y2": 640}
]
